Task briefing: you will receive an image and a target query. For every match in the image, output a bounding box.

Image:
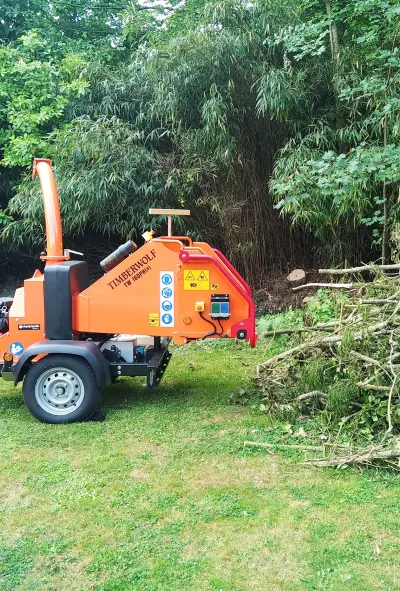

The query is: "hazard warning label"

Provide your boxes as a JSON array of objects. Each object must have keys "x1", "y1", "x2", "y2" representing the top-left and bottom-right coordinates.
[
  {"x1": 184, "y1": 269, "x2": 210, "y2": 290},
  {"x1": 149, "y1": 312, "x2": 159, "y2": 327}
]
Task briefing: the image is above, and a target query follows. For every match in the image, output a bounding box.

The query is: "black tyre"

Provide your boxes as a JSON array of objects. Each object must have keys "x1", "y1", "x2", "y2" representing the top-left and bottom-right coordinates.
[{"x1": 23, "y1": 354, "x2": 100, "y2": 424}]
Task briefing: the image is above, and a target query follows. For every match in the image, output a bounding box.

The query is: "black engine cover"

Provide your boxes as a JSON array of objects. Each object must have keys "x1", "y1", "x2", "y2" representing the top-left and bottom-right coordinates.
[{"x1": 0, "y1": 298, "x2": 13, "y2": 334}]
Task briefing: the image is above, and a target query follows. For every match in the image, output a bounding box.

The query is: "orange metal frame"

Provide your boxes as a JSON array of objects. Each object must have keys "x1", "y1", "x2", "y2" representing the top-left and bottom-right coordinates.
[{"x1": 0, "y1": 160, "x2": 257, "y2": 363}]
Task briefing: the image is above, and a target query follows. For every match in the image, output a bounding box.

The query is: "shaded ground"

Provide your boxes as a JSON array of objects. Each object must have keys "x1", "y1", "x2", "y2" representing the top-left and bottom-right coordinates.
[
  {"x1": 1, "y1": 341, "x2": 400, "y2": 590},
  {"x1": 254, "y1": 270, "x2": 325, "y2": 315},
  {"x1": 0, "y1": 276, "x2": 19, "y2": 298}
]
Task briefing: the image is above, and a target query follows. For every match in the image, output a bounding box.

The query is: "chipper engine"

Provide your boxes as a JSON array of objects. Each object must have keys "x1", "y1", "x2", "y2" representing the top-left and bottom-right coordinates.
[{"x1": 0, "y1": 159, "x2": 256, "y2": 423}]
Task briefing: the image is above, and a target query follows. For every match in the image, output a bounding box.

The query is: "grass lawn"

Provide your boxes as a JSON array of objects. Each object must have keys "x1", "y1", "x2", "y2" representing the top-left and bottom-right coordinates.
[{"x1": 1, "y1": 341, "x2": 400, "y2": 591}]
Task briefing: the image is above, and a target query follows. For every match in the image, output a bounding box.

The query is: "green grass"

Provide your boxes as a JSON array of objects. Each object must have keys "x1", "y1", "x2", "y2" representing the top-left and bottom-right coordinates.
[{"x1": 1, "y1": 340, "x2": 400, "y2": 591}]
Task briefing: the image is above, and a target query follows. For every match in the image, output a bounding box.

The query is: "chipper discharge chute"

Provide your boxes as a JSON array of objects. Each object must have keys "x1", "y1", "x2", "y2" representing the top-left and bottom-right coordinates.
[{"x1": 0, "y1": 159, "x2": 256, "y2": 423}]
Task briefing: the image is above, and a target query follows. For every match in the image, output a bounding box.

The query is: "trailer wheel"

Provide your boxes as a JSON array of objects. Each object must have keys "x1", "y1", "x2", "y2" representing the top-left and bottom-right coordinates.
[{"x1": 23, "y1": 355, "x2": 100, "y2": 424}]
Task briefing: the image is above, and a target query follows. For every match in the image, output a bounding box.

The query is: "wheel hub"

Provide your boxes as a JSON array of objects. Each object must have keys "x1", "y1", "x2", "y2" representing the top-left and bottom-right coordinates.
[{"x1": 35, "y1": 367, "x2": 85, "y2": 416}]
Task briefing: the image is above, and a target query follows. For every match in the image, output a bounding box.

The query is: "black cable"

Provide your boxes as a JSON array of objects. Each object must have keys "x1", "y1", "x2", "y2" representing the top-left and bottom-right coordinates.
[
  {"x1": 199, "y1": 311, "x2": 217, "y2": 331},
  {"x1": 199, "y1": 311, "x2": 218, "y2": 339},
  {"x1": 202, "y1": 331, "x2": 217, "y2": 340},
  {"x1": 217, "y1": 318, "x2": 227, "y2": 337},
  {"x1": 97, "y1": 333, "x2": 116, "y2": 349}
]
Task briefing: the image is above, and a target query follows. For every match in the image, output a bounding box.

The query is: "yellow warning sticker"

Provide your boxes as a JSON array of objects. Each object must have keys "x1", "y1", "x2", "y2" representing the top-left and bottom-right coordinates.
[
  {"x1": 149, "y1": 313, "x2": 159, "y2": 326},
  {"x1": 211, "y1": 283, "x2": 219, "y2": 290},
  {"x1": 184, "y1": 270, "x2": 210, "y2": 290}
]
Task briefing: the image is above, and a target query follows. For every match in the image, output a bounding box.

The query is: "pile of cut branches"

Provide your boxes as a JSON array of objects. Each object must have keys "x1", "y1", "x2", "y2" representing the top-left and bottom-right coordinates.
[
  {"x1": 244, "y1": 440, "x2": 400, "y2": 470},
  {"x1": 255, "y1": 263, "x2": 400, "y2": 443}
]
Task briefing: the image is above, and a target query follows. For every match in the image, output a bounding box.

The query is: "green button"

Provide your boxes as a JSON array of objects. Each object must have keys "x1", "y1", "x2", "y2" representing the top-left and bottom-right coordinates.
[{"x1": 211, "y1": 302, "x2": 220, "y2": 314}]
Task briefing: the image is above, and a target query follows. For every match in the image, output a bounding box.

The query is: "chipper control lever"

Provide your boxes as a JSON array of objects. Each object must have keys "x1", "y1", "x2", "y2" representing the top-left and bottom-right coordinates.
[{"x1": 149, "y1": 208, "x2": 190, "y2": 237}]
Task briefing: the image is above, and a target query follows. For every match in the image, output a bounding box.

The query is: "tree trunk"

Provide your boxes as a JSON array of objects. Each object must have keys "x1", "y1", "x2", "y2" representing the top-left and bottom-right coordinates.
[
  {"x1": 326, "y1": 0, "x2": 339, "y2": 66},
  {"x1": 325, "y1": 0, "x2": 342, "y2": 132},
  {"x1": 287, "y1": 268, "x2": 306, "y2": 287},
  {"x1": 382, "y1": 116, "x2": 389, "y2": 264}
]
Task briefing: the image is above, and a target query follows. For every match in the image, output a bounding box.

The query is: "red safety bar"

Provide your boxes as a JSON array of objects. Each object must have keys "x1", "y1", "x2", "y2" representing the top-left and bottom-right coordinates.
[
  {"x1": 212, "y1": 249, "x2": 252, "y2": 297},
  {"x1": 179, "y1": 249, "x2": 257, "y2": 347}
]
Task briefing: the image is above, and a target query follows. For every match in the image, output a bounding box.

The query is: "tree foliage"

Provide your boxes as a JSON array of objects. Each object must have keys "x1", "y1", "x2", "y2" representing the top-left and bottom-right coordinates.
[
  {"x1": 0, "y1": 0, "x2": 125, "y2": 43},
  {"x1": 1, "y1": 0, "x2": 399, "y2": 282},
  {"x1": 0, "y1": 32, "x2": 89, "y2": 168},
  {"x1": 268, "y1": 0, "x2": 400, "y2": 261},
  {"x1": 5, "y1": 0, "x2": 307, "y2": 282}
]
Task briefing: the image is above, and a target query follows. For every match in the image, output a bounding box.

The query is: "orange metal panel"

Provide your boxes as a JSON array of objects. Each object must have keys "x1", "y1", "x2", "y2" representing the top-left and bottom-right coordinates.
[
  {"x1": 0, "y1": 273, "x2": 45, "y2": 360},
  {"x1": 74, "y1": 239, "x2": 252, "y2": 345},
  {"x1": 0, "y1": 159, "x2": 257, "y2": 374}
]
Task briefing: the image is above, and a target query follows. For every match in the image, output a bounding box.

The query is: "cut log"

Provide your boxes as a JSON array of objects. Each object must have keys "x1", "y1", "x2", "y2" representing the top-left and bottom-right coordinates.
[
  {"x1": 261, "y1": 326, "x2": 334, "y2": 338},
  {"x1": 244, "y1": 441, "x2": 350, "y2": 452},
  {"x1": 319, "y1": 264, "x2": 400, "y2": 275},
  {"x1": 292, "y1": 282, "x2": 354, "y2": 291},
  {"x1": 244, "y1": 441, "x2": 323, "y2": 452},
  {"x1": 356, "y1": 382, "x2": 391, "y2": 392},
  {"x1": 257, "y1": 312, "x2": 400, "y2": 373},
  {"x1": 287, "y1": 268, "x2": 306, "y2": 287},
  {"x1": 297, "y1": 391, "x2": 327, "y2": 401},
  {"x1": 300, "y1": 447, "x2": 400, "y2": 467}
]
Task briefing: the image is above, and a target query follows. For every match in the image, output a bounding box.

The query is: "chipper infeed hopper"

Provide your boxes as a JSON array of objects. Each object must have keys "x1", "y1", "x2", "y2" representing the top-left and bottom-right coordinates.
[{"x1": 0, "y1": 159, "x2": 256, "y2": 423}]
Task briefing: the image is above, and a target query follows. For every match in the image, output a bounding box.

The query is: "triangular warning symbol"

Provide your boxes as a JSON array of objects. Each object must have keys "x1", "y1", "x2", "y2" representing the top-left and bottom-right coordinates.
[
  {"x1": 198, "y1": 271, "x2": 208, "y2": 281},
  {"x1": 185, "y1": 271, "x2": 196, "y2": 280}
]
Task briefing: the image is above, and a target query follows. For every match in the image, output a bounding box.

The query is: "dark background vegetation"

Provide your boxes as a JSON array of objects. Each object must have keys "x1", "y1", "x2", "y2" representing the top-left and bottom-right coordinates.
[{"x1": 0, "y1": 0, "x2": 399, "y2": 289}]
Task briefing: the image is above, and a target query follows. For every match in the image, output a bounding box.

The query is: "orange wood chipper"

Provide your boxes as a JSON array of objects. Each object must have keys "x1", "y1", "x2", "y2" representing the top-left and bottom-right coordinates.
[{"x1": 0, "y1": 159, "x2": 256, "y2": 423}]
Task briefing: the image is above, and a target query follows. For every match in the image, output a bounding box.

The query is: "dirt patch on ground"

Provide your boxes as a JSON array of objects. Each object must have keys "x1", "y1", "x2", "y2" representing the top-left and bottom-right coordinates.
[
  {"x1": 131, "y1": 469, "x2": 151, "y2": 481},
  {"x1": 20, "y1": 554, "x2": 97, "y2": 591},
  {"x1": 180, "y1": 519, "x2": 308, "y2": 590},
  {"x1": 254, "y1": 269, "x2": 328, "y2": 315},
  {"x1": 180, "y1": 457, "x2": 280, "y2": 492},
  {"x1": 202, "y1": 411, "x2": 245, "y2": 424},
  {"x1": 0, "y1": 482, "x2": 27, "y2": 507}
]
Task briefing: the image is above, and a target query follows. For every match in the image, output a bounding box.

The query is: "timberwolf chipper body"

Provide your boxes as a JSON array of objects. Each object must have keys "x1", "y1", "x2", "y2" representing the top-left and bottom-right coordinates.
[{"x1": 0, "y1": 159, "x2": 256, "y2": 423}]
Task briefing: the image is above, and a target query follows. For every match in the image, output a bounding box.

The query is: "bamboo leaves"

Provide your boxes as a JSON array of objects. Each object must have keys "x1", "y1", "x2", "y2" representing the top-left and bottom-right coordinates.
[{"x1": 268, "y1": 0, "x2": 400, "y2": 259}]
